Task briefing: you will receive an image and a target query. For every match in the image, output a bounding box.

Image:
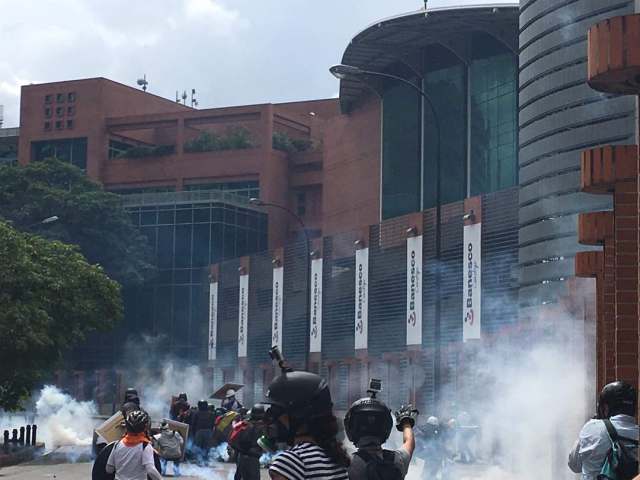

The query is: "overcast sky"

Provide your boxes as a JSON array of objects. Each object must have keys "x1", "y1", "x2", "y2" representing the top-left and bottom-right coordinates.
[{"x1": 0, "y1": 0, "x2": 517, "y2": 127}]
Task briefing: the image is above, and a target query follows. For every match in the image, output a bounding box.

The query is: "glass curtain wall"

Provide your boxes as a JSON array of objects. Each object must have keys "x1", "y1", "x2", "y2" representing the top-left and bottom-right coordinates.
[
  {"x1": 379, "y1": 33, "x2": 517, "y2": 220},
  {"x1": 469, "y1": 34, "x2": 518, "y2": 196},
  {"x1": 381, "y1": 80, "x2": 421, "y2": 220},
  {"x1": 31, "y1": 137, "x2": 88, "y2": 170},
  {"x1": 423, "y1": 45, "x2": 467, "y2": 209}
]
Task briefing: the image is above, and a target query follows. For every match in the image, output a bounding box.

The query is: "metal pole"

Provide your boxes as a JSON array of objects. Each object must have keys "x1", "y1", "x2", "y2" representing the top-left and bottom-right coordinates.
[
  {"x1": 334, "y1": 67, "x2": 443, "y2": 408},
  {"x1": 251, "y1": 201, "x2": 311, "y2": 369}
]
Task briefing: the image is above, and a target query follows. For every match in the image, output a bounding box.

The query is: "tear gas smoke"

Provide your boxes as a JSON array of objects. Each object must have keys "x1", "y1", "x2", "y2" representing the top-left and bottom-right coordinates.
[{"x1": 34, "y1": 385, "x2": 98, "y2": 449}]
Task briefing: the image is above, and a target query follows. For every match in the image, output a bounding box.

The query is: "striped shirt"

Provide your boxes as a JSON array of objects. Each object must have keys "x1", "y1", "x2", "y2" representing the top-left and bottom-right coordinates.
[{"x1": 269, "y1": 442, "x2": 349, "y2": 480}]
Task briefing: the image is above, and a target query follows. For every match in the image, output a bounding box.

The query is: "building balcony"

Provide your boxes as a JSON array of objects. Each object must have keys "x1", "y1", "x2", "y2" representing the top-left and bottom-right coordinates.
[
  {"x1": 588, "y1": 14, "x2": 640, "y2": 94},
  {"x1": 581, "y1": 145, "x2": 637, "y2": 194}
]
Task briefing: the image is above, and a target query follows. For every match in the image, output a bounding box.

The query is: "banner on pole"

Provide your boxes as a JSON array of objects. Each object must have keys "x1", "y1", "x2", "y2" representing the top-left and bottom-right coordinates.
[
  {"x1": 208, "y1": 282, "x2": 218, "y2": 361},
  {"x1": 238, "y1": 274, "x2": 249, "y2": 358},
  {"x1": 309, "y1": 258, "x2": 323, "y2": 353},
  {"x1": 463, "y1": 223, "x2": 482, "y2": 341},
  {"x1": 272, "y1": 266, "x2": 284, "y2": 351},
  {"x1": 406, "y1": 235, "x2": 423, "y2": 346},
  {"x1": 354, "y1": 248, "x2": 369, "y2": 350}
]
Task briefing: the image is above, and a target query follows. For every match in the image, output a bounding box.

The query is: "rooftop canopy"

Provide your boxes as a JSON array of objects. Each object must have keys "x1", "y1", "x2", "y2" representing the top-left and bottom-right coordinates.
[{"x1": 337, "y1": 2, "x2": 519, "y2": 112}]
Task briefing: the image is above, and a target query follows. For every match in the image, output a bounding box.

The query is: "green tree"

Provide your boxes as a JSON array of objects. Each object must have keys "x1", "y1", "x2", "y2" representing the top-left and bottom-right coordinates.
[
  {"x1": 0, "y1": 221, "x2": 122, "y2": 410},
  {"x1": 0, "y1": 159, "x2": 155, "y2": 285}
]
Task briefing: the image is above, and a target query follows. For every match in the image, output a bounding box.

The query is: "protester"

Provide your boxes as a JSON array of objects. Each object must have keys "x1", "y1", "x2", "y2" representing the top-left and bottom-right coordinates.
[
  {"x1": 170, "y1": 393, "x2": 189, "y2": 421},
  {"x1": 153, "y1": 421, "x2": 184, "y2": 477},
  {"x1": 222, "y1": 389, "x2": 243, "y2": 412},
  {"x1": 417, "y1": 416, "x2": 448, "y2": 479},
  {"x1": 266, "y1": 368, "x2": 349, "y2": 480},
  {"x1": 569, "y1": 381, "x2": 639, "y2": 480},
  {"x1": 106, "y1": 410, "x2": 162, "y2": 480},
  {"x1": 191, "y1": 399, "x2": 216, "y2": 465},
  {"x1": 230, "y1": 404, "x2": 267, "y2": 480},
  {"x1": 344, "y1": 389, "x2": 418, "y2": 480}
]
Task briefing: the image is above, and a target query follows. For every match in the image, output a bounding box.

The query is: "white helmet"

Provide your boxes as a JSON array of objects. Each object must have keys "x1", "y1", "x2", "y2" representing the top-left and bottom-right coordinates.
[
  {"x1": 427, "y1": 416, "x2": 439, "y2": 427},
  {"x1": 225, "y1": 389, "x2": 236, "y2": 398}
]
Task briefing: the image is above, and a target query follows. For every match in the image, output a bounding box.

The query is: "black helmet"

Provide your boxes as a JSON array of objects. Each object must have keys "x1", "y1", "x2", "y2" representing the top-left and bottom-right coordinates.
[
  {"x1": 266, "y1": 371, "x2": 332, "y2": 418},
  {"x1": 249, "y1": 404, "x2": 267, "y2": 421},
  {"x1": 178, "y1": 392, "x2": 188, "y2": 401},
  {"x1": 125, "y1": 410, "x2": 149, "y2": 433},
  {"x1": 197, "y1": 399, "x2": 208, "y2": 411},
  {"x1": 125, "y1": 387, "x2": 138, "y2": 398},
  {"x1": 344, "y1": 396, "x2": 392, "y2": 446},
  {"x1": 599, "y1": 381, "x2": 637, "y2": 417}
]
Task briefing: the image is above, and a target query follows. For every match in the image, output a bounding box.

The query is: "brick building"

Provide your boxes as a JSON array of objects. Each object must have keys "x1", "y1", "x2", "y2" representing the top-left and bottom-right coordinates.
[{"x1": 575, "y1": 13, "x2": 640, "y2": 400}]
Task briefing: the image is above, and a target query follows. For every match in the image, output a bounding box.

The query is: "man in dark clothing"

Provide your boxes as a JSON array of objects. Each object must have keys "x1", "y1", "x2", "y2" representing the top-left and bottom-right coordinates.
[
  {"x1": 232, "y1": 405, "x2": 266, "y2": 480},
  {"x1": 191, "y1": 399, "x2": 216, "y2": 465},
  {"x1": 120, "y1": 387, "x2": 141, "y2": 418},
  {"x1": 171, "y1": 393, "x2": 190, "y2": 421}
]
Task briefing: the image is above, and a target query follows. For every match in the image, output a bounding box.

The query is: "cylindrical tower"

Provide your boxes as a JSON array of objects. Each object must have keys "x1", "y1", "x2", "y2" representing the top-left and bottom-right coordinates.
[{"x1": 518, "y1": 0, "x2": 637, "y2": 308}]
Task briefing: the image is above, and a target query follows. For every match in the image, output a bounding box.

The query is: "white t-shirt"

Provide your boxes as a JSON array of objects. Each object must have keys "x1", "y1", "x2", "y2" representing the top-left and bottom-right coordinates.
[{"x1": 106, "y1": 441, "x2": 155, "y2": 480}]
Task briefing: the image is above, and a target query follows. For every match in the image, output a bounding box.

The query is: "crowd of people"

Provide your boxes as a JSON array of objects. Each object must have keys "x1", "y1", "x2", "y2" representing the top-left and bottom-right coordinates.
[{"x1": 93, "y1": 358, "x2": 640, "y2": 480}]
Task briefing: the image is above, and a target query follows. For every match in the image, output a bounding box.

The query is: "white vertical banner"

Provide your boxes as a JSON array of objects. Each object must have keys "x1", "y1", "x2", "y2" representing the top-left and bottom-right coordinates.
[
  {"x1": 238, "y1": 274, "x2": 249, "y2": 358},
  {"x1": 463, "y1": 223, "x2": 482, "y2": 342},
  {"x1": 208, "y1": 282, "x2": 218, "y2": 361},
  {"x1": 272, "y1": 266, "x2": 284, "y2": 351},
  {"x1": 406, "y1": 235, "x2": 423, "y2": 346},
  {"x1": 309, "y1": 258, "x2": 323, "y2": 353},
  {"x1": 354, "y1": 248, "x2": 369, "y2": 350}
]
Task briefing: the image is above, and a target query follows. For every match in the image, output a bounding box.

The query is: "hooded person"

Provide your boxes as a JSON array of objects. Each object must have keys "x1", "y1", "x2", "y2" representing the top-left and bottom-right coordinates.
[
  {"x1": 105, "y1": 410, "x2": 162, "y2": 480},
  {"x1": 191, "y1": 399, "x2": 216, "y2": 465},
  {"x1": 222, "y1": 389, "x2": 243, "y2": 412},
  {"x1": 344, "y1": 391, "x2": 418, "y2": 480},
  {"x1": 153, "y1": 421, "x2": 184, "y2": 477},
  {"x1": 569, "y1": 381, "x2": 639, "y2": 480},
  {"x1": 121, "y1": 388, "x2": 141, "y2": 418},
  {"x1": 230, "y1": 404, "x2": 267, "y2": 480},
  {"x1": 171, "y1": 393, "x2": 190, "y2": 421},
  {"x1": 265, "y1": 368, "x2": 350, "y2": 480}
]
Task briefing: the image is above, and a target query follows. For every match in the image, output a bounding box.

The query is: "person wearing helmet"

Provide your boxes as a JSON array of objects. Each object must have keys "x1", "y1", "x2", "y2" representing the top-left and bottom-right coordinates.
[
  {"x1": 569, "y1": 381, "x2": 639, "y2": 479},
  {"x1": 120, "y1": 388, "x2": 142, "y2": 418},
  {"x1": 415, "y1": 416, "x2": 447, "y2": 479},
  {"x1": 105, "y1": 410, "x2": 162, "y2": 480},
  {"x1": 191, "y1": 399, "x2": 216, "y2": 465},
  {"x1": 230, "y1": 404, "x2": 268, "y2": 480},
  {"x1": 266, "y1": 369, "x2": 349, "y2": 480},
  {"x1": 344, "y1": 390, "x2": 418, "y2": 480},
  {"x1": 223, "y1": 389, "x2": 243, "y2": 412},
  {"x1": 171, "y1": 392, "x2": 190, "y2": 421}
]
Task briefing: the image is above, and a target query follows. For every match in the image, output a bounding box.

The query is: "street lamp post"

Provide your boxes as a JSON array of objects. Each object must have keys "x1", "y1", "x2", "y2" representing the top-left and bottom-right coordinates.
[
  {"x1": 249, "y1": 198, "x2": 312, "y2": 369},
  {"x1": 330, "y1": 64, "x2": 443, "y2": 407}
]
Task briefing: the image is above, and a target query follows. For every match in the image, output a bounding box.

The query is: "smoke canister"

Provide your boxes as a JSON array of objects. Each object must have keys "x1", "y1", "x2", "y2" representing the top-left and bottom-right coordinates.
[{"x1": 258, "y1": 434, "x2": 275, "y2": 452}]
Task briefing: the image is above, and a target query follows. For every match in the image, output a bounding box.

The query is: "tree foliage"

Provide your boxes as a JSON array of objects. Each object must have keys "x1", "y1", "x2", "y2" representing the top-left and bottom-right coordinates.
[
  {"x1": 0, "y1": 221, "x2": 122, "y2": 410},
  {"x1": 0, "y1": 159, "x2": 155, "y2": 285}
]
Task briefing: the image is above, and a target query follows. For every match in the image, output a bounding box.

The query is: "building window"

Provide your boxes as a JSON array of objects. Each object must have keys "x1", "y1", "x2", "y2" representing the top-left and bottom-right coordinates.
[
  {"x1": 68, "y1": 92, "x2": 76, "y2": 102},
  {"x1": 31, "y1": 137, "x2": 88, "y2": 170},
  {"x1": 67, "y1": 119, "x2": 74, "y2": 129},
  {"x1": 469, "y1": 33, "x2": 518, "y2": 196},
  {"x1": 67, "y1": 106, "x2": 75, "y2": 116},
  {"x1": 45, "y1": 94, "x2": 53, "y2": 104},
  {"x1": 44, "y1": 107, "x2": 52, "y2": 118},
  {"x1": 56, "y1": 106, "x2": 64, "y2": 117},
  {"x1": 381, "y1": 79, "x2": 421, "y2": 220},
  {"x1": 56, "y1": 93, "x2": 65, "y2": 103},
  {"x1": 297, "y1": 192, "x2": 306, "y2": 216},
  {"x1": 44, "y1": 121, "x2": 51, "y2": 131},
  {"x1": 423, "y1": 45, "x2": 467, "y2": 208},
  {"x1": 55, "y1": 120, "x2": 63, "y2": 130}
]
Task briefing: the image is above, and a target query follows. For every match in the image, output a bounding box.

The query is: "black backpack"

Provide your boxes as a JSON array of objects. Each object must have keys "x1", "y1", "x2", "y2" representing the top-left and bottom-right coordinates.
[
  {"x1": 598, "y1": 419, "x2": 639, "y2": 480},
  {"x1": 353, "y1": 450, "x2": 404, "y2": 480}
]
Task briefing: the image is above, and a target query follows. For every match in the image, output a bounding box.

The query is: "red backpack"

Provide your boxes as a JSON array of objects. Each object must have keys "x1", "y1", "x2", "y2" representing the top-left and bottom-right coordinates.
[{"x1": 228, "y1": 420, "x2": 249, "y2": 451}]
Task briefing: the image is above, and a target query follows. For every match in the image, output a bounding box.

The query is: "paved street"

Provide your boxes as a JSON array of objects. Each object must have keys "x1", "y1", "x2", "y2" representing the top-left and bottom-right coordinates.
[{"x1": 0, "y1": 458, "x2": 500, "y2": 480}]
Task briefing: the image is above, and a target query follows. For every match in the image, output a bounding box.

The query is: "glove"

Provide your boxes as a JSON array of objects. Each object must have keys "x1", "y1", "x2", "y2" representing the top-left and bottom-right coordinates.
[{"x1": 394, "y1": 404, "x2": 419, "y2": 431}]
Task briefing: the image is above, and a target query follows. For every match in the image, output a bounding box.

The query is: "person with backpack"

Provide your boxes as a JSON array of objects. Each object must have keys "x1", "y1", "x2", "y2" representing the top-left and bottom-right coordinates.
[
  {"x1": 343, "y1": 384, "x2": 418, "y2": 480},
  {"x1": 230, "y1": 405, "x2": 267, "y2": 480},
  {"x1": 153, "y1": 421, "x2": 184, "y2": 477},
  {"x1": 265, "y1": 347, "x2": 350, "y2": 480},
  {"x1": 105, "y1": 410, "x2": 163, "y2": 480},
  {"x1": 569, "y1": 381, "x2": 639, "y2": 480},
  {"x1": 191, "y1": 399, "x2": 216, "y2": 465}
]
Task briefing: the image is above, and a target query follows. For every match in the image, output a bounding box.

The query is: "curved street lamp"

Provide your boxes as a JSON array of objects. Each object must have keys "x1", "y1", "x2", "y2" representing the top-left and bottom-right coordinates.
[
  {"x1": 330, "y1": 63, "x2": 444, "y2": 404},
  {"x1": 249, "y1": 198, "x2": 312, "y2": 368}
]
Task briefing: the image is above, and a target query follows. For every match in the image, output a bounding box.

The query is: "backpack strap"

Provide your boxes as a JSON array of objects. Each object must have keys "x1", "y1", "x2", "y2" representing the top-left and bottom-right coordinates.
[
  {"x1": 603, "y1": 420, "x2": 639, "y2": 444},
  {"x1": 354, "y1": 450, "x2": 375, "y2": 464}
]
